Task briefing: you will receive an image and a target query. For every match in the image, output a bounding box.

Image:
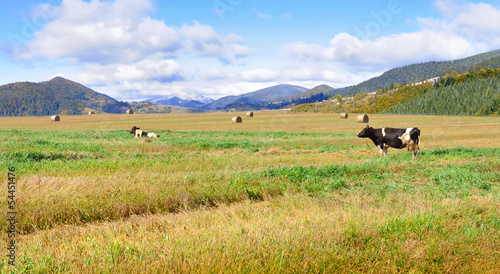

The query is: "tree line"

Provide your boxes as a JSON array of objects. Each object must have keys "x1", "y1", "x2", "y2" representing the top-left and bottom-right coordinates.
[{"x1": 387, "y1": 69, "x2": 500, "y2": 116}]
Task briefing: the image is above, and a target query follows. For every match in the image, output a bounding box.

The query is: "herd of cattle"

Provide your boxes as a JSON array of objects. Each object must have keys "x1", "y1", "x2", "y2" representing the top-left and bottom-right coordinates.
[{"x1": 130, "y1": 123, "x2": 421, "y2": 160}]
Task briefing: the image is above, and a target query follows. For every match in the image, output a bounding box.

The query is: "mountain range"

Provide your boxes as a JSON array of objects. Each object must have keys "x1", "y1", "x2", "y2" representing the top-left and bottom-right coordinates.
[
  {"x1": 1, "y1": 49, "x2": 500, "y2": 116},
  {"x1": 141, "y1": 95, "x2": 212, "y2": 109},
  {"x1": 201, "y1": 84, "x2": 308, "y2": 110}
]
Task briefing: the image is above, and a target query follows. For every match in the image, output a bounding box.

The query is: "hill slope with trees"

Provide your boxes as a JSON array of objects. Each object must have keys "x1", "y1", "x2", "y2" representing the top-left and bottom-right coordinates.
[
  {"x1": 387, "y1": 69, "x2": 500, "y2": 116},
  {"x1": 0, "y1": 77, "x2": 131, "y2": 116},
  {"x1": 292, "y1": 68, "x2": 500, "y2": 116}
]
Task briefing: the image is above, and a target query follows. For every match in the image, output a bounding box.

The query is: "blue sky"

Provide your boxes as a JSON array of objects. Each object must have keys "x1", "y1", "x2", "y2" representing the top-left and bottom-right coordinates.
[{"x1": 1, "y1": 0, "x2": 499, "y2": 101}]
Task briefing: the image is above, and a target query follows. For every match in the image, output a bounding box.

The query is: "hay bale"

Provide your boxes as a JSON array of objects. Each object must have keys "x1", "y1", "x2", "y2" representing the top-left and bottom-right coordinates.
[
  {"x1": 88, "y1": 111, "x2": 95, "y2": 115},
  {"x1": 231, "y1": 116, "x2": 242, "y2": 123},
  {"x1": 357, "y1": 114, "x2": 369, "y2": 123},
  {"x1": 246, "y1": 111, "x2": 254, "y2": 117},
  {"x1": 340, "y1": 113, "x2": 348, "y2": 119},
  {"x1": 51, "y1": 115, "x2": 60, "y2": 122},
  {"x1": 126, "y1": 109, "x2": 134, "y2": 114}
]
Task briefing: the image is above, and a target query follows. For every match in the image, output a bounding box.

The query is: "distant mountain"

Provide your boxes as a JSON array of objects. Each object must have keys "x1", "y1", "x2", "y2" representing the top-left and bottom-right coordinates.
[
  {"x1": 142, "y1": 96, "x2": 212, "y2": 108},
  {"x1": 0, "y1": 77, "x2": 130, "y2": 116},
  {"x1": 281, "y1": 84, "x2": 338, "y2": 105},
  {"x1": 203, "y1": 84, "x2": 308, "y2": 110},
  {"x1": 297, "y1": 84, "x2": 337, "y2": 98},
  {"x1": 337, "y1": 48, "x2": 500, "y2": 97},
  {"x1": 128, "y1": 101, "x2": 206, "y2": 114}
]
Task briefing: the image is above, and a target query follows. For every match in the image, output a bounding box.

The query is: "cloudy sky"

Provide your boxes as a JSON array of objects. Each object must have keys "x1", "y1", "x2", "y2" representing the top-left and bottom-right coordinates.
[{"x1": 1, "y1": 0, "x2": 499, "y2": 101}]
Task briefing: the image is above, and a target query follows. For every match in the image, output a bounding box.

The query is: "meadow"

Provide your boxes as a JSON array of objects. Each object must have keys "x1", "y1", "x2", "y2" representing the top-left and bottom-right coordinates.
[{"x1": 0, "y1": 112, "x2": 499, "y2": 273}]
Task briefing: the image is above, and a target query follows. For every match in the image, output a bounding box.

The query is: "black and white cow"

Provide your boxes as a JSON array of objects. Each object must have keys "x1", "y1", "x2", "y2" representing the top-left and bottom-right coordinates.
[
  {"x1": 357, "y1": 125, "x2": 420, "y2": 160},
  {"x1": 130, "y1": 126, "x2": 160, "y2": 138}
]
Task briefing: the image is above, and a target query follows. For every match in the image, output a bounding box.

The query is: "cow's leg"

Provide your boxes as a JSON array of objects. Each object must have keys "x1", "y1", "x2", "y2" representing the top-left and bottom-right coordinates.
[
  {"x1": 379, "y1": 144, "x2": 387, "y2": 157},
  {"x1": 413, "y1": 147, "x2": 420, "y2": 160}
]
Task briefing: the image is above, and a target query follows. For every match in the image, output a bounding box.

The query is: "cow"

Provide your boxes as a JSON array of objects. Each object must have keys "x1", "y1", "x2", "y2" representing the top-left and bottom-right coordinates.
[
  {"x1": 357, "y1": 125, "x2": 420, "y2": 160},
  {"x1": 130, "y1": 126, "x2": 160, "y2": 138}
]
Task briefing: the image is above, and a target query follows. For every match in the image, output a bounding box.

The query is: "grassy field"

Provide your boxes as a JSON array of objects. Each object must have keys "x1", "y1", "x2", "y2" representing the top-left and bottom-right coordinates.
[{"x1": 0, "y1": 112, "x2": 499, "y2": 273}]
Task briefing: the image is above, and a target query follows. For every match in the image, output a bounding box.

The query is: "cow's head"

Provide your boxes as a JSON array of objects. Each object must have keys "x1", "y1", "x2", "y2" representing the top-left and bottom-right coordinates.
[
  {"x1": 357, "y1": 125, "x2": 372, "y2": 138},
  {"x1": 130, "y1": 126, "x2": 140, "y2": 134}
]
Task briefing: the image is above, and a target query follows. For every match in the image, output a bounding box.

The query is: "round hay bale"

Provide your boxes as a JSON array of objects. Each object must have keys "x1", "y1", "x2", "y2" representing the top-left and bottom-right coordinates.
[
  {"x1": 357, "y1": 114, "x2": 369, "y2": 123},
  {"x1": 231, "y1": 116, "x2": 242, "y2": 123},
  {"x1": 126, "y1": 109, "x2": 134, "y2": 114},
  {"x1": 88, "y1": 111, "x2": 95, "y2": 115},
  {"x1": 246, "y1": 111, "x2": 254, "y2": 117},
  {"x1": 51, "y1": 115, "x2": 60, "y2": 122},
  {"x1": 340, "y1": 113, "x2": 348, "y2": 119}
]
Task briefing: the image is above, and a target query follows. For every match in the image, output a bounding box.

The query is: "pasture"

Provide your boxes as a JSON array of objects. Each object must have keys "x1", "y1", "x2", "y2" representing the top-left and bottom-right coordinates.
[{"x1": 0, "y1": 112, "x2": 499, "y2": 273}]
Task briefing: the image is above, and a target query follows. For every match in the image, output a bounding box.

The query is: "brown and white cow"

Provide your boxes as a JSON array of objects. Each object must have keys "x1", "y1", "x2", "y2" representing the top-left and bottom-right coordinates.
[
  {"x1": 130, "y1": 126, "x2": 160, "y2": 138},
  {"x1": 357, "y1": 125, "x2": 420, "y2": 160}
]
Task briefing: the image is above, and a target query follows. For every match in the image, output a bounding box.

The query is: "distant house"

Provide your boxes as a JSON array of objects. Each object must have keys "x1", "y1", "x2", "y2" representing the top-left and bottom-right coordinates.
[
  {"x1": 427, "y1": 77, "x2": 440, "y2": 84},
  {"x1": 367, "y1": 92, "x2": 377, "y2": 98}
]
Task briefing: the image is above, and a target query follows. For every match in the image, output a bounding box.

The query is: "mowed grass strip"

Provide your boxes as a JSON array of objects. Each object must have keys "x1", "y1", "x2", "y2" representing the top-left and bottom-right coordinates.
[{"x1": 3, "y1": 192, "x2": 500, "y2": 273}]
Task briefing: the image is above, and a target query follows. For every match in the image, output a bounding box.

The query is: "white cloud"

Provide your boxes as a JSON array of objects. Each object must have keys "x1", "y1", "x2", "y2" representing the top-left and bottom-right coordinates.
[
  {"x1": 448, "y1": 2, "x2": 500, "y2": 51},
  {"x1": 332, "y1": 30, "x2": 474, "y2": 66},
  {"x1": 286, "y1": 42, "x2": 328, "y2": 61},
  {"x1": 240, "y1": 68, "x2": 280, "y2": 82},
  {"x1": 257, "y1": 12, "x2": 272, "y2": 19},
  {"x1": 160, "y1": 20, "x2": 252, "y2": 64},
  {"x1": 287, "y1": 30, "x2": 476, "y2": 70},
  {"x1": 73, "y1": 58, "x2": 183, "y2": 85},
  {"x1": 15, "y1": 1, "x2": 252, "y2": 65},
  {"x1": 16, "y1": 0, "x2": 180, "y2": 64},
  {"x1": 200, "y1": 70, "x2": 228, "y2": 81},
  {"x1": 287, "y1": 1, "x2": 500, "y2": 71}
]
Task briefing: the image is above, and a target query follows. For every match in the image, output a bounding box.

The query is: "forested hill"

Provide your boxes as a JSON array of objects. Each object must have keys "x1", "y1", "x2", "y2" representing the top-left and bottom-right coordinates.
[
  {"x1": 292, "y1": 68, "x2": 500, "y2": 116},
  {"x1": 0, "y1": 77, "x2": 130, "y2": 116},
  {"x1": 337, "y1": 49, "x2": 500, "y2": 97},
  {"x1": 386, "y1": 68, "x2": 500, "y2": 116}
]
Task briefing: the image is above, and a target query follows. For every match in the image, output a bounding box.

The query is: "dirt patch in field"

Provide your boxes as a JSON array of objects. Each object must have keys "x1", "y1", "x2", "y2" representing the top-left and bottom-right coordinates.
[{"x1": 254, "y1": 147, "x2": 316, "y2": 156}]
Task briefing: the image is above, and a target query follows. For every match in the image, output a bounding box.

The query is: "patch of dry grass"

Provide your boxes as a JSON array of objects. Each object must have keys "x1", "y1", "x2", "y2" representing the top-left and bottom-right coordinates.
[{"x1": 3, "y1": 193, "x2": 499, "y2": 273}]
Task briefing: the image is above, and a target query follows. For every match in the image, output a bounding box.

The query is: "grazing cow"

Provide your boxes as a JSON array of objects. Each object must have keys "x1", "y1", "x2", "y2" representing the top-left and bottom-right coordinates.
[
  {"x1": 357, "y1": 125, "x2": 420, "y2": 160},
  {"x1": 130, "y1": 126, "x2": 160, "y2": 138}
]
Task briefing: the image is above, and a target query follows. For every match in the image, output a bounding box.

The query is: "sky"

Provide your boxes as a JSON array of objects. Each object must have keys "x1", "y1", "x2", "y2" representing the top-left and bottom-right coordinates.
[{"x1": 1, "y1": 0, "x2": 500, "y2": 101}]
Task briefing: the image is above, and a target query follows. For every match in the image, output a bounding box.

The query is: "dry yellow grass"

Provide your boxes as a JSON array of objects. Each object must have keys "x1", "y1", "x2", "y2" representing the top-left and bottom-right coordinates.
[
  {"x1": 1, "y1": 112, "x2": 498, "y2": 148},
  {"x1": 4, "y1": 193, "x2": 500, "y2": 273}
]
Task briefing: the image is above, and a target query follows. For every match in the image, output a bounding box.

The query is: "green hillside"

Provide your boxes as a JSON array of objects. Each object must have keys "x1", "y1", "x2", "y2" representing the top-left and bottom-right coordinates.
[
  {"x1": 292, "y1": 68, "x2": 500, "y2": 116},
  {"x1": 0, "y1": 77, "x2": 130, "y2": 116},
  {"x1": 387, "y1": 69, "x2": 500, "y2": 116}
]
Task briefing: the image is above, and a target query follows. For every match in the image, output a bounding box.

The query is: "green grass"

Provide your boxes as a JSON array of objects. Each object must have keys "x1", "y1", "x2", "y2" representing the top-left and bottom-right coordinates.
[{"x1": 1, "y1": 128, "x2": 498, "y2": 234}]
